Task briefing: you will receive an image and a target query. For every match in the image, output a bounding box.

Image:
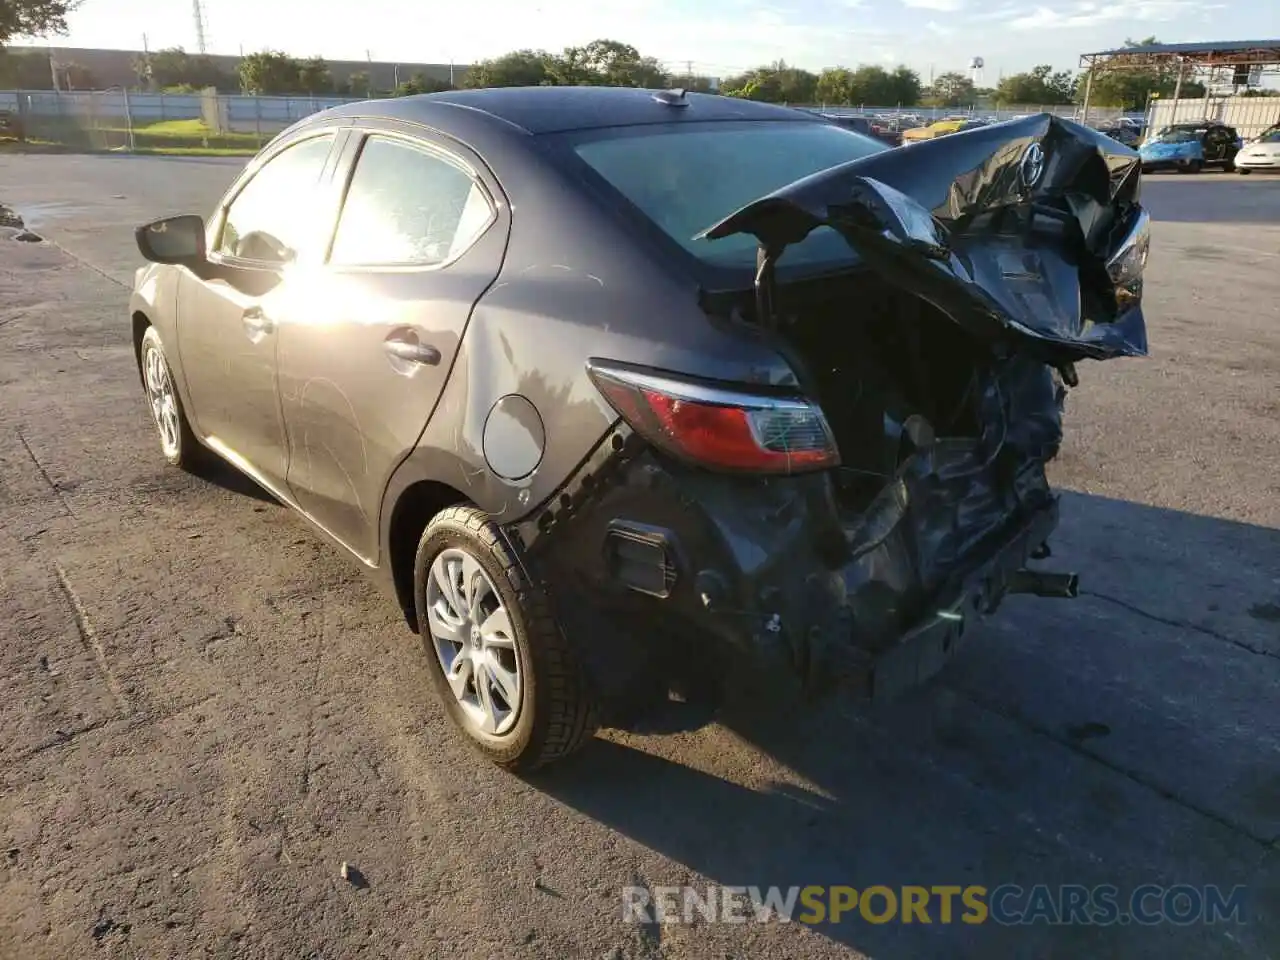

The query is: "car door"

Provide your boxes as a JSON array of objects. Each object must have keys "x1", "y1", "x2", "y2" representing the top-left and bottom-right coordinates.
[
  {"x1": 1203, "y1": 126, "x2": 1229, "y2": 163},
  {"x1": 176, "y1": 131, "x2": 342, "y2": 489},
  {"x1": 273, "y1": 127, "x2": 508, "y2": 561}
]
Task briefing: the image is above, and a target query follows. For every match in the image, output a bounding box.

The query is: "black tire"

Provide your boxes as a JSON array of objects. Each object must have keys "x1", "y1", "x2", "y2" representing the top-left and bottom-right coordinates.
[
  {"x1": 1237, "y1": 168, "x2": 1252, "y2": 175},
  {"x1": 413, "y1": 505, "x2": 597, "y2": 771},
  {"x1": 138, "y1": 325, "x2": 206, "y2": 471},
  {"x1": 1179, "y1": 160, "x2": 1203, "y2": 174}
]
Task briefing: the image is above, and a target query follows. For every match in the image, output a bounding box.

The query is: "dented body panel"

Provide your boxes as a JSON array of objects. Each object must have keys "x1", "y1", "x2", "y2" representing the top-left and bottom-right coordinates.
[
  {"x1": 509, "y1": 113, "x2": 1148, "y2": 704},
  {"x1": 131, "y1": 91, "x2": 1151, "y2": 714}
]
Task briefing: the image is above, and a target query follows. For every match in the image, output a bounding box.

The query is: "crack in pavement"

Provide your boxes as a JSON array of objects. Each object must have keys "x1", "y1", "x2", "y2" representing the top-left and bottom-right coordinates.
[
  {"x1": 943, "y1": 681, "x2": 1277, "y2": 850},
  {"x1": 53, "y1": 561, "x2": 131, "y2": 716},
  {"x1": 7, "y1": 694, "x2": 218, "y2": 767},
  {"x1": 17, "y1": 427, "x2": 75, "y2": 518},
  {"x1": 1084, "y1": 589, "x2": 1279, "y2": 662},
  {"x1": 299, "y1": 601, "x2": 325, "y2": 798},
  {"x1": 43, "y1": 235, "x2": 130, "y2": 290}
]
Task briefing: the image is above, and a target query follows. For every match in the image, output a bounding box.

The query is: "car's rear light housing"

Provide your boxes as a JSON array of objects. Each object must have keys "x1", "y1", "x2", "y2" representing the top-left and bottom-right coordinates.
[{"x1": 586, "y1": 360, "x2": 840, "y2": 475}]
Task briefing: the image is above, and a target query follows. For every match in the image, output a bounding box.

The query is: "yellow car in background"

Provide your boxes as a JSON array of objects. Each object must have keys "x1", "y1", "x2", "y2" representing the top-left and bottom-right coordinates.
[{"x1": 902, "y1": 118, "x2": 988, "y2": 142}]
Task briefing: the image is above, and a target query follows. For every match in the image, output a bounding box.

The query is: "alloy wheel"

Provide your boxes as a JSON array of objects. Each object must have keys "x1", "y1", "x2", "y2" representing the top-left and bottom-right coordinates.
[
  {"x1": 425, "y1": 548, "x2": 523, "y2": 736},
  {"x1": 143, "y1": 342, "x2": 181, "y2": 460}
]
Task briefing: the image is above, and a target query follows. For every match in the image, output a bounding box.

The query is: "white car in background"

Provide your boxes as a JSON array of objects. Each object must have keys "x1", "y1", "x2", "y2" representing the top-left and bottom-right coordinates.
[{"x1": 1235, "y1": 124, "x2": 1280, "y2": 174}]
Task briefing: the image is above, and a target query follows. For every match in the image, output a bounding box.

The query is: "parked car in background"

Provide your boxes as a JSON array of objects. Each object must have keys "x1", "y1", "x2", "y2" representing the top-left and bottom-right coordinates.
[
  {"x1": 1096, "y1": 122, "x2": 1142, "y2": 148},
  {"x1": 819, "y1": 113, "x2": 903, "y2": 147},
  {"x1": 1138, "y1": 121, "x2": 1242, "y2": 173},
  {"x1": 1235, "y1": 123, "x2": 1280, "y2": 174},
  {"x1": 902, "y1": 118, "x2": 987, "y2": 142},
  {"x1": 129, "y1": 91, "x2": 1150, "y2": 770}
]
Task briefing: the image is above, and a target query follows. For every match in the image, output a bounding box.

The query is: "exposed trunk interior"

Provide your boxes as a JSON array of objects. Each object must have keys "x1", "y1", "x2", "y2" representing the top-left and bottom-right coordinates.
[{"x1": 764, "y1": 268, "x2": 998, "y2": 508}]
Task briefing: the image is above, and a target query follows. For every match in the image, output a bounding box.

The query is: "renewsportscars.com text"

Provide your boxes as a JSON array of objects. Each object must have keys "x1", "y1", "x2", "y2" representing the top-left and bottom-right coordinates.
[{"x1": 621, "y1": 884, "x2": 1248, "y2": 926}]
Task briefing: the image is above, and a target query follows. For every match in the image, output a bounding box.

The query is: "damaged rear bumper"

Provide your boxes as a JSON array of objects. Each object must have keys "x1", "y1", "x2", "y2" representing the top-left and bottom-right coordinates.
[
  {"x1": 510, "y1": 418, "x2": 1072, "y2": 709},
  {"x1": 853, "y1": 496, "x2": 1060, "y2": 701}
]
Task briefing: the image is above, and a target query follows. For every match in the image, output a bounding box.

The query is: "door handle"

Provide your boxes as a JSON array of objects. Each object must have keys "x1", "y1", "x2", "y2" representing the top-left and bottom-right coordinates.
[
  {"x1": 242, "y1": 306, "x2": 275, "y2": 336},
  {"x1": 383, "y1": 332, "x2": 441, "y2": 367}
]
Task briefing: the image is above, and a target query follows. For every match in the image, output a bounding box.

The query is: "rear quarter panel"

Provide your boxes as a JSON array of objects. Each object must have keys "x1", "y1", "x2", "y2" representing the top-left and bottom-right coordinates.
[{"x1": 381, "y1": 128, "x2": 794, "y2": 532}]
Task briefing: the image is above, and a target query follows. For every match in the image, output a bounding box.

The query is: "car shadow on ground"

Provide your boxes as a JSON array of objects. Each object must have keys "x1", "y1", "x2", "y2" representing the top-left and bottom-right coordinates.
[
  {"x1": 533, "y1": 491, "x2": 1280, "y2": 958},
  {"x1": 1140, "y1": 176, "x2": 1280, "y2": 225},
  {"x1": 195, "y1": 455, "x2": 280, "y2": 505}
]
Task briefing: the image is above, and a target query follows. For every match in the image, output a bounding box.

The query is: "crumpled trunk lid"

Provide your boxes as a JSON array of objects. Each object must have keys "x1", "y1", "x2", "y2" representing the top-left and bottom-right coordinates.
[{"x1": 699, "y1": 113, "x2": 1149, "y2": 365}]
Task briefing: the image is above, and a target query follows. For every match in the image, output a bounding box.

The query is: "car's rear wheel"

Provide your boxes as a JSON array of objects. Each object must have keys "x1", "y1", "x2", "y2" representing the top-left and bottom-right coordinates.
[
  {"x1": 413, "y1": 506, "x2": 597, "y2": 771},
  {"x1": 1180, "y1": 160, "x2": 1203, "y2": 174},
  {"x1": 138, "y1": 326, "x2": 203, "y2": 470}
]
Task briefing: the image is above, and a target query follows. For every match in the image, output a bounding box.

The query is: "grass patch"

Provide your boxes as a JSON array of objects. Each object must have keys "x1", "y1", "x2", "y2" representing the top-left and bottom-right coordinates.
[
  {"x1": 132, "y1": 145, "x2": 257, "y2": 157},
  {"x1": 127, "y1": 118, "x2": 263, "y2": 147},
  {"x1": 9, "y1": 117, "x2": 266, "y2": 153},
  {"x1": 0, "y1": 136, "x2": 255, "y2": 157}
]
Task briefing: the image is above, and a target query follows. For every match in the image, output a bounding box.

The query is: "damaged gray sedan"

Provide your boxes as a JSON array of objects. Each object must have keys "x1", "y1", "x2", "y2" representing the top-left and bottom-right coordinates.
[{"x1": 129, "y1": 87, "x2": 1150, "y2": 770}]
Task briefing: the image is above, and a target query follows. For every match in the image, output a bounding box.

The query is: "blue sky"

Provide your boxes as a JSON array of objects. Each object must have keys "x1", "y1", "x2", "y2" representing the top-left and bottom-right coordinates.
[{"x1": 43, "y1": 0, "x2": 1280, "y2": 80}]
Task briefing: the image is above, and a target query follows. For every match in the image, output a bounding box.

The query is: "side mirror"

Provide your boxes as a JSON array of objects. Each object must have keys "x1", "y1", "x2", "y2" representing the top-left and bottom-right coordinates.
[{"x1": 135, "y1": 215, "x2": 207, "y2": 266}]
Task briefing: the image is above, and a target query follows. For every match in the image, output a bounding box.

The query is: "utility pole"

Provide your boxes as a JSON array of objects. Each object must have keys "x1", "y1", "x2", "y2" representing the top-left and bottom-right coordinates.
[{"x1": 192, "y1": 0, "x2": 209, "y2": 55}]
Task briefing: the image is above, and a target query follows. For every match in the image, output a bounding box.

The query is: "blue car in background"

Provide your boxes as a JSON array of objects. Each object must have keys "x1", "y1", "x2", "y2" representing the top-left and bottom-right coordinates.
[{"x1": 1139, "y1": 121, "x2": 1242, "y2": 174}]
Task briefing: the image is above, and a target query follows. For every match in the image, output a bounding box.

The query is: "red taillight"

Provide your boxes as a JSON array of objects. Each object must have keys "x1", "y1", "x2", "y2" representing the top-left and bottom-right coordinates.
[{"x1": 587, "y1": 360, "x2": 840, "y2": 474}]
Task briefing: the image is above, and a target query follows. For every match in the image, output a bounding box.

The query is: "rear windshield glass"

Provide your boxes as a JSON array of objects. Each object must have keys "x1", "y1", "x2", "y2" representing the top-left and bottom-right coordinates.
[{"x1": 571, "y1": 121, "x2": 885, "y2": 270}]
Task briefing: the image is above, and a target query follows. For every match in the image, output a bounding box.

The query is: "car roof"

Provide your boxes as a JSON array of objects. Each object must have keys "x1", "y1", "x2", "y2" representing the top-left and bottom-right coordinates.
[{"x1": 315, "y1": 86, "x2": 814, "y2": 136}]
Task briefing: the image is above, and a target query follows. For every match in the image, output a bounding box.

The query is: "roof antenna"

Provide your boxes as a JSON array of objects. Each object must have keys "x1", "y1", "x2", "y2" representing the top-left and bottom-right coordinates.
[{"x1": 652, "y1": 88, "x2": 689, "y2": 107}]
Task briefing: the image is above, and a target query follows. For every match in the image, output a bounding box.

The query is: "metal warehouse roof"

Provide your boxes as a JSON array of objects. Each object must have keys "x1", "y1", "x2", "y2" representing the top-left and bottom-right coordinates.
[{"x1": 1081, "y1": 40, "x2": 1280, "y2": 66}]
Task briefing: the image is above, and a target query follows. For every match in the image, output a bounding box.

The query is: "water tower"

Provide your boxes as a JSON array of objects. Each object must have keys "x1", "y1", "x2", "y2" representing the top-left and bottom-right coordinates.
[{"x1": 969, "y1": 56, "x2": 985, "y2": 87}]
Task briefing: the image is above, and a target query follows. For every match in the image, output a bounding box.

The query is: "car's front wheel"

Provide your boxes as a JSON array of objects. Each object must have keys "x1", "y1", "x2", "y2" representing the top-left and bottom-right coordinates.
[
  {"x1": 1237, "y1": 167, "x2": 1252, "y2": 175},
  {"x1": 413, "y1": 506, "x2": 597, "y2": 771},
  {"x1": 138, "y1": 326, "x2": 203, "y2": 469},
  {"x1": 1179, "y1": 159, "x2": 1203, "y2": 174}
]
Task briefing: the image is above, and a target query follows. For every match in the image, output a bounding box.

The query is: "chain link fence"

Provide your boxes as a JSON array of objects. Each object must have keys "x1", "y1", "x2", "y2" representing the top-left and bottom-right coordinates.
[
  {"x1": 0, "y1": 88, "x2": 368, "y2": 154},
  {"x1": 795, "y1": 103, "x2": 1134, "y2": 124},
  {"x1": 4, "y1": 89, "x2": 1228, "y2": 155}
]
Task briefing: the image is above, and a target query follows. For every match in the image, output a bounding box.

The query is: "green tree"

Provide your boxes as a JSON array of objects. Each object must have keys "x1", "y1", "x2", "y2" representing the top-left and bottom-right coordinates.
[
  {"x1": 0, "y1": 47, "x2": 56, "y2": 87},
  {"x1": 886, "y1": 66, "x2": 923, "y2": 106},
  {"x1": 925, "y1": 71, "x2": 976, "y2": 107},
  {"x1": 134, "y1": 47, "x2": 229, "y2": 91},
  {"x1": 996, "y1": 64, "x2": 1077, "y2": 105},
  {"x1": 297, "y1": 56, "x2": 332, "y2": 94},
  {"x1": 722, "y1": 61, "x2": 817, "y2": 103},
  {"x1": 340, "y1": 70, "x2": 373, "y2": 97},
  {"x1": 559, "y1": 39, "x2": 667, "y2": 87},
  {"x1": 395, "y1": 72, "x2": 452, "y2": 96},
  {"x1": 816, "y1": 67, "x2": 855, "y2": 104},
  {"x1": 0, "y1": 0, "x2": 76, "y2": 47},
  {"x1": 238, "y1": 50, "x2": 304, "y2": 95},
  {"x1": 463, "y1": 49, "x2": 556, "y2": 88}
]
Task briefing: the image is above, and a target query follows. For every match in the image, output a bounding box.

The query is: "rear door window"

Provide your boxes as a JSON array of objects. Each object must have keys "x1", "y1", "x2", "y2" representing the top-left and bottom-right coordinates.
[{"x1": 329, "y1": 135, "x2": 494, "y2": 267}]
